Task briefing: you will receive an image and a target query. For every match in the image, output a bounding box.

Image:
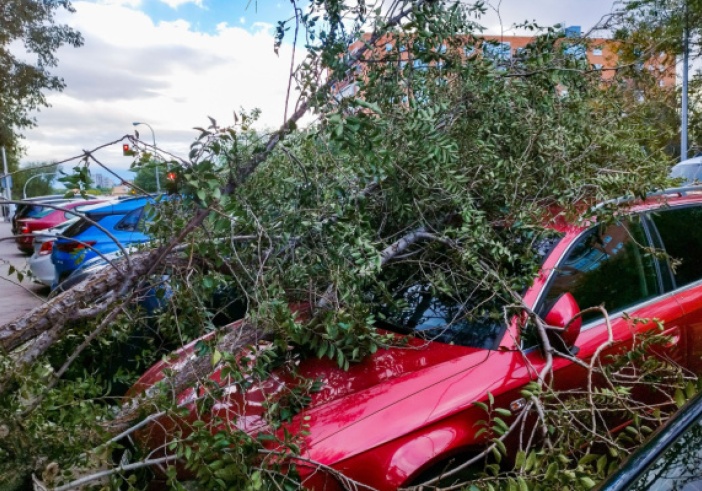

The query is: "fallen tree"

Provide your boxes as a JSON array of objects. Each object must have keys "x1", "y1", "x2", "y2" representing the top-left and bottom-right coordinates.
[{"x1": 0, "y1": 1, "x2": 687, "y2": 489}]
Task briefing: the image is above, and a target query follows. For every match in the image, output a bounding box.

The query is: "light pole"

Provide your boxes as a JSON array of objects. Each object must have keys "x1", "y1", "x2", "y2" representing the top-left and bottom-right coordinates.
[
  {"x1": 132, "y1": 121, "x2": 160, "y2": 193},
  {"x1": 23, "y1": 172, "x2": 55, "y2": 199},
  {"x1": 681, "y1": 1, "x2": 690, "y2": 161}
]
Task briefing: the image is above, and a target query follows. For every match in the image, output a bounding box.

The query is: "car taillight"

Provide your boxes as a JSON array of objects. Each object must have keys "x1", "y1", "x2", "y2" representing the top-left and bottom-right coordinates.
[
  {"x1": 20, "y1": 224, "x2": 30, "y2": 234},
  {"x1": 38, "y1": 241, "x2": 54, "y2": 255},
  {"x1": 55, "y1": 240, "x2": 97, "y2": 253}
]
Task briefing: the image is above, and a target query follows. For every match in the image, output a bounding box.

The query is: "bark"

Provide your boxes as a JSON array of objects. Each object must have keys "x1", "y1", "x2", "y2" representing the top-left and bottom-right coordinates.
[
  {"x1": 0, "y1": 252, "x2": 149, "y2": 353},
  {"x1": 109, "y1": 320, "x2": 271, "y2": 432}
]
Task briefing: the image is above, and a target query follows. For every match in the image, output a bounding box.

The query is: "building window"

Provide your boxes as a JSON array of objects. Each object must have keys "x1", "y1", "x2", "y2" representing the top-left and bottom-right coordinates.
[
  {"x1": 413, "y1": 58, "x2": 428, "y2": 71},
  {"x1": 483, "y1": 41, "x2": 511, "y2": 61},
  {"x1": 592, "y1": 63, "x2": 603, "y2": 70},
  {"x1": 464, "y1": 45, "x2": 475, "y2": 57},
  {"x1": 564, "y1": 43, "x2": 586, "y2": 60},
  {"x1": 592, "y1": 47, "x2": 603, "y2": 56},
  {"x1": 385, "y1": 43, "x2": 393, "y2": 52},
  {"x1": 399, "y1": 44, "x2": 407, "y2": 52},
  {"x1": 436, "y1": 43, "x2": 447, "y2": 54}
]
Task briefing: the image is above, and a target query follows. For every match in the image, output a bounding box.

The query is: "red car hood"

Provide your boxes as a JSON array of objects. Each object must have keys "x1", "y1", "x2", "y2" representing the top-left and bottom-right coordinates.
[{"x1": 130, "y1": 322, "x2": 509, "y2": 467}]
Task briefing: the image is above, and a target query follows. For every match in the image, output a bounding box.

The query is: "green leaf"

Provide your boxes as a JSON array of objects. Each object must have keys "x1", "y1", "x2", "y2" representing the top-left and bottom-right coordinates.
[
  {"x1": 580, "y1": 477, "x2": 596, "y2": 489},
  {"x1": 545, "y1": 462, "x2": 558, "y2": 480},
  {"x1": 212, "y1": 349, "x2": 222, "y2": 366},
  {"x1": 675, "y1": 388, "x2": 686, "y2": 408}
]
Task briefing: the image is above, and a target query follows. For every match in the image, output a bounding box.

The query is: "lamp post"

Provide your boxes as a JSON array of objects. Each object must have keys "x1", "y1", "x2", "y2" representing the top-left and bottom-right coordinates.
[
  {"x1": 681, "y1": 1, "x2": 689, "y2": 161},
  {"x1": 132, "y1": 121, "x2": 160, "y2": 193},
  {"x1": 23, "y1": 173, "x2": 55, "y2": 199}
]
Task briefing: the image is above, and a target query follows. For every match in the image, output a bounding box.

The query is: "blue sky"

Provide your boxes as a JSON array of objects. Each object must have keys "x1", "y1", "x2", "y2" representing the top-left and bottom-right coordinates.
[
  {"x1": 18, "y1": 0, "x2": 621, "y2": 188},
  {"x1": 140, "y1": 0, "x2": 290, "y2": 34}
]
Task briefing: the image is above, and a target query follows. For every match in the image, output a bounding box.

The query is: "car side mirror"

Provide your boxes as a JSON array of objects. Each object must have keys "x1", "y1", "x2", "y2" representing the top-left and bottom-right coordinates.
[{"x1": 543, "y1": 292, "x2": 582, "y2": 355}]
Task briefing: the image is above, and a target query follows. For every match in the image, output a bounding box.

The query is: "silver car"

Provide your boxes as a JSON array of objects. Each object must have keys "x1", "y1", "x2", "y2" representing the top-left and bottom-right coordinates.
[{"x1": 27, "y1": 218, "x2": 79, "y2": 286}]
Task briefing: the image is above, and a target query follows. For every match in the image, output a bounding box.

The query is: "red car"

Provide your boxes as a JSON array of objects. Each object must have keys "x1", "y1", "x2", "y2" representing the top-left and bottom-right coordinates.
[
  {"x1": 129, "y1": 189, "x2": 702, "y2": 490},
  {"x1": 14, "y1": 199, "x2": 105, "y2": 253}
]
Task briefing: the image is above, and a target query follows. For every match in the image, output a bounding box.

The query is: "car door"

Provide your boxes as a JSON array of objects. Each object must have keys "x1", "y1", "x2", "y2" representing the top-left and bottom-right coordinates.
[
  {"x1": 646, "y1": 203, "x2": 702, "y2": 376},
  {"x1": 526, "y1": 216, "x2": 686, "y2": 401}
]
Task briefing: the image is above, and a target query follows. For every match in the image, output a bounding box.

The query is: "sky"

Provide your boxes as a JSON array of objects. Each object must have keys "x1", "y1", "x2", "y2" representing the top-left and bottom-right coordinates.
[{"x1": 17, "y1": 0, "x2": 621, "y2": 186}]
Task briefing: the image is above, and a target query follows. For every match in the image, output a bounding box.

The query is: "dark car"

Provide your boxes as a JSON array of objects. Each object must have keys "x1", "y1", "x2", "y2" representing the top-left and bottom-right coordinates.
[
  {"x1": 129, "y1": 188, "x2": 702, "y2": 490},
  {"x1": 598, "y1": 391, "x2": 702, "y2": 490}
]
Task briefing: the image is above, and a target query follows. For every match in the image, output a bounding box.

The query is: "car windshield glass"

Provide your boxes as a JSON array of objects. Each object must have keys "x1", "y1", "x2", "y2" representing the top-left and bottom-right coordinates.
[
  {"x1": 379, "y1": 234, "x2": 563, "y2": 350},
  {"x1": 25, "y1": 206, "x2": 54, "y2": 218},
  {"x1": 381, "y1": 284, "x2": 510, "y2": 350}
]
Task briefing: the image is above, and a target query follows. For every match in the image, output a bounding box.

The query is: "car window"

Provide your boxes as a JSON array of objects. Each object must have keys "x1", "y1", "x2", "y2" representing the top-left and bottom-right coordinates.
[
  {"x1": 25, "y1": 206, "x2": 54, "y2": 219},
  {"x1": 649, "y1": 205, "x2": 702, "y2": 289},
  {"x1": 624, "y1": 418, "x2": 702, "y2": 490},
  {"x1": 539, "y1": 219, "x2": 658, "y2": 325},
  {"x1": 115, "y1": 207, "x2": 144, "y2": 232},
  {"x1": 382, "y1": 284, "x2": 509, "y2": 350},
  {"x1": 670, "y1": 163, "x2": 702, "y2": 184},
  {"x1": 136, "y1": 204, "x2": 157, "y2": 233}
]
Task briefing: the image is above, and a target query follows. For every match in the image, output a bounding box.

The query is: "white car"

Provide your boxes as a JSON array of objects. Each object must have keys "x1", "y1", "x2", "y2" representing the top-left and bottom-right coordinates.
[{"x1": 27, "y1": 218, "x2": 79, "y2": 286}]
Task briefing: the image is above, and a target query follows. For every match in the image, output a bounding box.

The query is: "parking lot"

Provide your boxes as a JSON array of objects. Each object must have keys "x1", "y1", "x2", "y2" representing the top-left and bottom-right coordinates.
[{"x1": 0, "y1": 220, "x2": 47, "y2": 325}]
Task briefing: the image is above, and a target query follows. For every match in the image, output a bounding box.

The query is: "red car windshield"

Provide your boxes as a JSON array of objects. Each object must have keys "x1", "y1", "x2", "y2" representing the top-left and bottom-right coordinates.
[
  {"x1": 24, "y1": 205, "x2": 55, "y2": 219},
  {"x1": 382, "y1": 284, "x2": 509, "y2": 350},
  {"x1": 380, "y1": 234, "x2": 563, "y2": 350}
]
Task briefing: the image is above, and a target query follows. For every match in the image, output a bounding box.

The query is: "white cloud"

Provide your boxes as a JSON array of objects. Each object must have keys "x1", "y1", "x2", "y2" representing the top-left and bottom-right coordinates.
[
  {"x1": 96, "y1": 0, "x2": 142, "y2": 7},
  {"x1": 21, "y1": 1, "x2": 306, "y2": 179},
  {"x1": 19, "y1": 0, "x2": 618, "y2": 181},
  {"x1": 240, "y1": 17, "x2": 246, "y2": 24},
  {"x1": 159, "y1": 0, "x2": 204, "y2": 9}
]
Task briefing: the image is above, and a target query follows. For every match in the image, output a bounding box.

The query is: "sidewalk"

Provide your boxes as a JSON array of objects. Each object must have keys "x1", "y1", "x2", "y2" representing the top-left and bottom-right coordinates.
[{"x1": 0, "y1": 221, "x2": 47, "y2": 325}]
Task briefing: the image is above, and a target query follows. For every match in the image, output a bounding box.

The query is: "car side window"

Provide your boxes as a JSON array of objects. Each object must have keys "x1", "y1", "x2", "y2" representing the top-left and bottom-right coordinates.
[
  {"x1": 539, "y1": 219, "x2": 658, "y2": 325},
  {"x1": 135, "y1": 204, "x2": 157, "y2": 233},
  {"x1": 649, "y1": 205, "x2": 702, "y2": 289},
  {"x1": 114, "y1": 207, "x2": 143, "y2": 232}
]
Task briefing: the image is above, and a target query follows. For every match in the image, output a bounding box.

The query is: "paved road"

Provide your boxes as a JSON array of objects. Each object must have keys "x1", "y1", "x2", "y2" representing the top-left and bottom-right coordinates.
[{"x1": 0, "y1": 220, "x2": 47, "y2": 325}]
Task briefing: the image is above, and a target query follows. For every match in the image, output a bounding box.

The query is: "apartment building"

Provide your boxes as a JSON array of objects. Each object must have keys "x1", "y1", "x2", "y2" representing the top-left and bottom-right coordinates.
[{"x1": 333, "y1": 25, "x2": 675, "y2": 101}]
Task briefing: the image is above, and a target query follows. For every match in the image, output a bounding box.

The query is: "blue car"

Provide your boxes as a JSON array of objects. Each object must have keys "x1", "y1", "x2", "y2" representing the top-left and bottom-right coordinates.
[{"x1": 51, "y1": 196, "x2": 155, "y2": 284}]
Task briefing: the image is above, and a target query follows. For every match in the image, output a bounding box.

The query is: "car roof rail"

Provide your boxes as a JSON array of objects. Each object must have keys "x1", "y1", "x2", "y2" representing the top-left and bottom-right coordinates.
[{"x1": 591, "y1": 185, "x2": 702, "y2": 212}]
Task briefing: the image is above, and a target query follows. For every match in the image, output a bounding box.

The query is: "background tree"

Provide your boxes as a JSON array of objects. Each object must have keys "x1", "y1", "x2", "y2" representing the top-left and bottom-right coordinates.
[
  {"x1": 0, "y1": 0, "x2": 83, "y2": 172},
  {"x1": 11, "y1": 161, "x2": 60, "y2": 199},
  {"x1": 614, "y1": 0, "x2": 702, "y2": 157},
  {"x1": 132, "y1": 162, "x2": 170, "y2": 193}
]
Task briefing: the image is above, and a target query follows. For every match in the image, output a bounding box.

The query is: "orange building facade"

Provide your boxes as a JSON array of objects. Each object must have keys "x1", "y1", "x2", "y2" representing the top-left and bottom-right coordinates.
[{"x1": 333, "y1": 26, "x2": 675, "y2": 101}]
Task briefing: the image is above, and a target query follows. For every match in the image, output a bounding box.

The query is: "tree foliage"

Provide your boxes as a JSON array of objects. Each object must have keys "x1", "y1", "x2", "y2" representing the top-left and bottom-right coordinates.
[
  {"x1": 0, "y1": 0, "x2": 83, "y2": 153},
  {"x1": 11, "y1": 161, "x2": 60, "y2": 199},
  {"x1": 615, "y1": 0, "x2": 702, "y2": 156},
  {"x1": 0, "y1": 1, "x2": 693, "y2": 490}
]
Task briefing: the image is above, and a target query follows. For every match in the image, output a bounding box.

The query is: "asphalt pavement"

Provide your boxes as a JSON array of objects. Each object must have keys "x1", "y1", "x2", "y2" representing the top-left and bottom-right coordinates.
[{"x1": 0, "y1": 220, "x2": 47, "y2": 325}]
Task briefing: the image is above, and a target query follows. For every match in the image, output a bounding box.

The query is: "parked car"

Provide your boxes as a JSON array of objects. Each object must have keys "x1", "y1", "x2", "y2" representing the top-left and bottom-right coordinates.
[
  {"x1": 129, "y1": 188, "x2": 702, "y2": 490},
  {"x1": 598, "y1": 390, "x2": 702, "y2": 490},
  {"x1": 15, "y1": 199, "x2": 106, "y2": 253},
  {"x1": 670, "y1": 156, "x2": 702, "y2": 185},
  {"x1": 51, "y1": 196, "x2": 154, "y2": 285},
  {"x1": 27, "y1": 217, "x2": 79, "y2": 286},
  {"x1": 11, "y1": 194, "x2": 97, "y2": 235}
]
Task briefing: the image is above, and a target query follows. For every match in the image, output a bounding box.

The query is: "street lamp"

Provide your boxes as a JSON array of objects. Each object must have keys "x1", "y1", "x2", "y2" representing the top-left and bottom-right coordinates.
[
  {"x1": 681, "y1": 2, "x2": 690, "y2": 160},
  {"x1": 23, "y1": 172, "x2": 55, "y2": 199},
  {"x1": 132, "y1": 121, "x2": 161, "y2": 193}
]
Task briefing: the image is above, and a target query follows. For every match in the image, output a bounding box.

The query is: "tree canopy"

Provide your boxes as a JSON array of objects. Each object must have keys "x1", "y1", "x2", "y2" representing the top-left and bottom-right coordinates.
[{"x1": 0, "y1": 0, "x2": 83, "y2": 157}]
